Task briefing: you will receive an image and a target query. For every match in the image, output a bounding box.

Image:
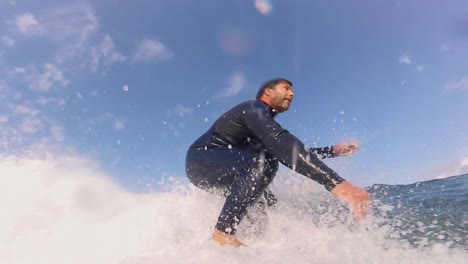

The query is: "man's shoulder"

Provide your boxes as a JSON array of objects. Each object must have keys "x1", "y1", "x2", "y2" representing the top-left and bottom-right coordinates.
[
  {"x1": 226, "y1": 100, "x2": 275, "y2": 123},
  {"x1": 233, "y1": 100, "x2": 269, "y2": 112}
]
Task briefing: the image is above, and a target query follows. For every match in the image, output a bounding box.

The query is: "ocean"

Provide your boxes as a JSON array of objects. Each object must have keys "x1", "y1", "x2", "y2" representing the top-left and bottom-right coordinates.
[
  {"x1": 0, "y1": 154, "x2": 466, "y2": 263},
  {"x1": 368, "y1": 174, "x2": 467, "y2": 250}
]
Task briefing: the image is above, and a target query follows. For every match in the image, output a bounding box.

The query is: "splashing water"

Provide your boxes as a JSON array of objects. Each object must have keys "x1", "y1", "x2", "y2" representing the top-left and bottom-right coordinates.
[{"x1": 0, "y1": 153, "x2": 465, "y2": 264}]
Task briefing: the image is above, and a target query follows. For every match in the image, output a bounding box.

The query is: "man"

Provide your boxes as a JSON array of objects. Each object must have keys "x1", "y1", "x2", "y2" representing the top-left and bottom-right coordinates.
[{"x1": 185, "y1": 78, "x2": 370, "y2": 247}]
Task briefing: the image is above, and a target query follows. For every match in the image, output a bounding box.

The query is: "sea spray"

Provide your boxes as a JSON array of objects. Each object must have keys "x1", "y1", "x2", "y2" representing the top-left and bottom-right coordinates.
[{"x1": 0, "y1": 153, "x2": 465, "y2": 264}]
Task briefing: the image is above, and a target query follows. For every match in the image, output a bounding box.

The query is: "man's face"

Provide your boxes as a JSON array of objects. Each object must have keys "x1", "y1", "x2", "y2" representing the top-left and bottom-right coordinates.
[{"x1": 266, "y1": 82, "x2": 295, "y2": 113}]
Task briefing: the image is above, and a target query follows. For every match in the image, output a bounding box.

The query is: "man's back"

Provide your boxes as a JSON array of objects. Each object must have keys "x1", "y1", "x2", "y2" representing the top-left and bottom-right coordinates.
[{"x1": 190, "y1": 100, "x2": 284, "y2": 152}]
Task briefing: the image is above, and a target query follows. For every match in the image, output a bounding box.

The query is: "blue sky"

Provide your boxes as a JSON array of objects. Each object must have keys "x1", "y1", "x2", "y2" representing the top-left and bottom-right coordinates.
[{"x1": 0, "y1": 0, "x2": 467, "y2": 190}]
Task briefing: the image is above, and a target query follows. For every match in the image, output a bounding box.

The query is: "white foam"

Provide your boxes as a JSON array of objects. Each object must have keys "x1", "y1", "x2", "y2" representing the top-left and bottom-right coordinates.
[{"x1": 0, "y1": 153, "x2": 465, "y2": 264}]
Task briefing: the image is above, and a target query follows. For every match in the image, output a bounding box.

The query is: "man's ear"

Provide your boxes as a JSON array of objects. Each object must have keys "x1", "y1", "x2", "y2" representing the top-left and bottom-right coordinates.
[{"x1": 264, "y1": 87, "x2": 272, "y2": 97}]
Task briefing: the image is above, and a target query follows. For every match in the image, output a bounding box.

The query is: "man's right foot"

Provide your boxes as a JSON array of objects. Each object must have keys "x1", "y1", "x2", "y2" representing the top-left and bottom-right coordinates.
[{"x1": 211, "y1": 229, "x2": 245, "y2": 247}]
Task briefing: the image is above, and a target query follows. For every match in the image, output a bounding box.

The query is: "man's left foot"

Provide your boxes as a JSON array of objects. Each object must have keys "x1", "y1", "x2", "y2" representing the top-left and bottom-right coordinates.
[{"x1": 211, "y1": 229, "x2": 245, "y2": 247}]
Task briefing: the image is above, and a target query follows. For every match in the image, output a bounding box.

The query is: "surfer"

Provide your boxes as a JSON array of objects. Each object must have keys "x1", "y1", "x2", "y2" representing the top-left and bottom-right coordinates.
[{"x1": 185, "y1": 78, "x2": 370, "y2": 247}]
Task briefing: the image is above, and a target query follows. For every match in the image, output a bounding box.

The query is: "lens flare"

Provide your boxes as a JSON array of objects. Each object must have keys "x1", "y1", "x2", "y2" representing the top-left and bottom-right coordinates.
[
  {"x1": 220, "y1": 31, "x2": 254, "y2": 57},
  {"x1": 254, "y1": 0, "x2": 273, "y2": 15}
]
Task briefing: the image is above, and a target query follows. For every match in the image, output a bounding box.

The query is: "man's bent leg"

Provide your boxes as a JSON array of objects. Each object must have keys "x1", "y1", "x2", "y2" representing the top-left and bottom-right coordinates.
[
  {"x1": 215, "y1": 152, "x2": 279, "y2": 235},
  {"x1": 186, "y1": 148, "x2": 278, "y2": 245},
  {"x1": 186, "y1": 147, "x2": 247, "y2": 193}
]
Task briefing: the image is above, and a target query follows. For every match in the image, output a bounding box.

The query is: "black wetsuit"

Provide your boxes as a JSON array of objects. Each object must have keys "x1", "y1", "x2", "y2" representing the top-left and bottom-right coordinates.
[{"x1": 185, "y1": 99, "x2": 345, "y2": 234}]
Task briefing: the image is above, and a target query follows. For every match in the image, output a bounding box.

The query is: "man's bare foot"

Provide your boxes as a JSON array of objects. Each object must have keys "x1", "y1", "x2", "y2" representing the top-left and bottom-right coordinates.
[{"x1": 211, "y1": 229, "x2": 245, "y2": 247}]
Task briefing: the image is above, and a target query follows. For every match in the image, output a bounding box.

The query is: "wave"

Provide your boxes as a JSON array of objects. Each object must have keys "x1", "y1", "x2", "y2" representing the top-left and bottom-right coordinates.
[
  {"x1": 367, "y1": 174, "x2": 467, "y2": 250},
  {"x1": 0, "y1": 154, "x2": 466, "y2": 264}
]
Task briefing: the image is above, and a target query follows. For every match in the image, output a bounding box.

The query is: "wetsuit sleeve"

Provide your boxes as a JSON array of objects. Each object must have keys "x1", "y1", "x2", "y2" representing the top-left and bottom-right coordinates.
[
  {"x1": 310, "y1": 146, "x2": 336, "y2": 159},
  {"x1": 243, "y1": 105, "x2": 345, "y2": 191}
]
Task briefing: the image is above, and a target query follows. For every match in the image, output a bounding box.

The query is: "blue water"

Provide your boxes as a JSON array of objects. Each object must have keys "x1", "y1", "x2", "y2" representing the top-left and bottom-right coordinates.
[{"x1": 368, "y1": 174, "x2": 467, "y2": 249}]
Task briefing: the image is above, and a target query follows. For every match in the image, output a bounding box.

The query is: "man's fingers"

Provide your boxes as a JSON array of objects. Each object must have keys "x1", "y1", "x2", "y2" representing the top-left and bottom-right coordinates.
[
  {"x1": 340, "y1": 143, "x2": 358, "y2": 155},
  {"x1": 342, "y1": 146, "x2": 356, "y2": 156},
  {"x1": 347, "y1": 144, "x2": 358, "y2": 151},
  {"x1": 351, "y1": 189, "x2": 370, "y2": 220},
  {"x1": 354, "y1": 207, "x2": 366, "y2": 220},
  {"x1": 353, "y1": 201, "x2": 370, "y2": 220}
]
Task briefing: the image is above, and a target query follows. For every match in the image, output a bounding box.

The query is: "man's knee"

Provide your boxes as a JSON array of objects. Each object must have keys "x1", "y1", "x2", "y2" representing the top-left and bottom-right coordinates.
[
  {"x1": 249, "y1": 154, "x2": 278, "y2": 187},
  {"x1": 258, "y1": 157, "x2": 278, "y2": 180}
]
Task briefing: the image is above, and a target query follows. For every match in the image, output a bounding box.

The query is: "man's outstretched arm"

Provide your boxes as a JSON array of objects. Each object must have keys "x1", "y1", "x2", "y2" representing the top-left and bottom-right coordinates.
[
  {"x1": 330, "y1": 181, "x2": 370, "y2": 220},
  {"x1": 331, "y1": 140, "x2": 359, "y2": 156},
  {"x1": 310, "y1": 146, "x2": 335, "y2": 159},
  {"x1": 242, "y1": 103, "x2": 345, "y2": 191},
  {"x1": 310, "y1": 140, "x2": 359, "y2": 159},
  {"x1": 241, "y1": 101, "x2": 370, "y2": 210}
]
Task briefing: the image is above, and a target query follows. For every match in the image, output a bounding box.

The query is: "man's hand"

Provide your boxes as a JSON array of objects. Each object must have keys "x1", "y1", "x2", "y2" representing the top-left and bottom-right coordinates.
[
  {"x1": 333, "y1": 140, "x2": 359, "y2": 156},
  {"x1": 330, "y1": 181, "x2": 370, "y2": 220}
]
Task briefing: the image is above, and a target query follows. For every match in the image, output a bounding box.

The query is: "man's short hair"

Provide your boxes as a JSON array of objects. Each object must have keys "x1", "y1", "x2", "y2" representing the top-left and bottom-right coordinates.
[{"x1": 256, "y1": 78, "x2": 293, "y2": 99}]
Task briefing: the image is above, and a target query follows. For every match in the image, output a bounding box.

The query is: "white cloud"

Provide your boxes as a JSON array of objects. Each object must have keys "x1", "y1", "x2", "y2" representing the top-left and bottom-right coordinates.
[
  {"x1": 399, "y1": 55, "x2": 411, "y2": 65},
  {"x1": 46, "y1": 5, "x2": 125, "y2": 72},
  {"x1": 416, "y1": 65, "x2": 424, "y2": 72},
  {"x1": 166, "y1": 104, "x2": 194, "y2": 119},
  {"x1": 12, "y1": 67, "x2": 26, "y2": 74},
  {"x1": 0, "y1": 80, "x2": 7, "y2": 90},
  {"x1": 87, "y1": 113, "x2": 128, "y2": 132},
  {"x1": 88, "y1": 113, "x2": 113, "y2": 125},
  {"x1": 113, "y1": 119, "x2": 126, "y2": 131},
  {"x1": 133, "y1": 39, "x2": 172, "y2": 62},
  {"x1": 0, "y1": 80, "x2": 9, "y2": 101},
  {"x1": 20, "y1": 116, "x2": 43, "y2": 134},
  {"x1": 174, "y1": 105, "x2": 193, "y2": 117},
  {"x1": 14, "y1": 13, "x2": 42, "y2": 34},
  {"x1": 217, "y1": 72, "x2": 246, "y2": 98},
  {"x1": 33, "y1": 3, "x2": 97, "y2": 46},
  {"x1": 433, "y1": 156, "x2": 468, "y2": 179},
  {"x1": 445, "y1": 75, "x2": 468, "y2": 92},
  {"x1": 7, "y1": 4, "x2": 124, "y2": 73},
  {"x1": 2, "y1": 101, "x2": 66, "y2": 145},
  {"x1": 418, "y1": 153, "x2": 468, "y2": 180},
  {"x1": 13, "y1": 104, "x2": 39, "y2": 116},
  {"x1": 13, "y1": 64, "x2": 69, "y2": 91},
  {"x1": 36, "y1": 97, "x2": 66, "y2": 107},
  {"x1": 89, "y1": 35, "x2": 126, "y2": 72},
  {"x1": 34, "y1": 64, "x2": 69, "y2": 91},
  {"x1": 14, "y1": 105, "x2": 29, "y2": 114},
  {"x1": 1, "y1": 36, "x2": 15, "y2": 47},
  {"x1": 163, "y1": 105, "x2": 193, "y2": 137},
  {"x1": 50, "y1": 125, "x2": 64, "y2": 142},
  {"x1": 461, "y1": 157, "x2": 468, "y2": 166},
  {"x1": 164, "y1": 121, "x2": 187, "y2": 138}
]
